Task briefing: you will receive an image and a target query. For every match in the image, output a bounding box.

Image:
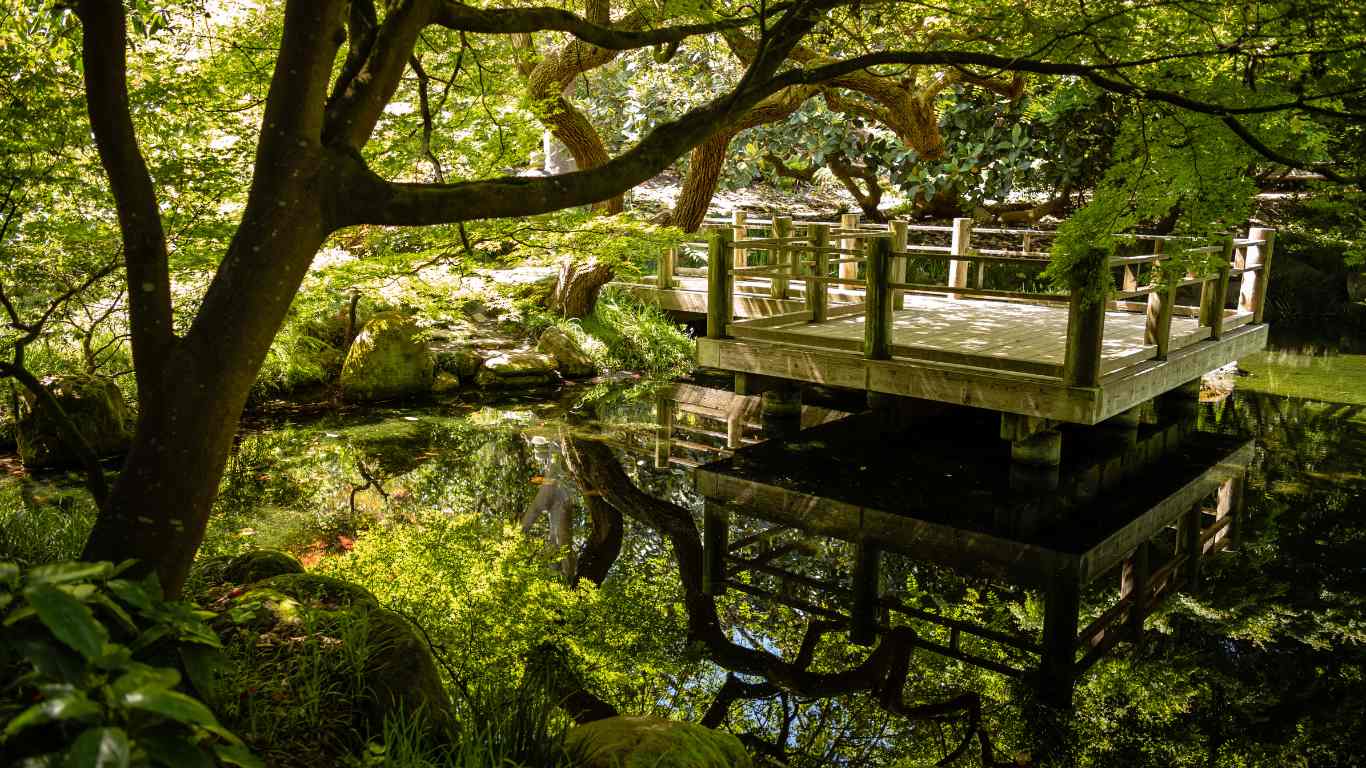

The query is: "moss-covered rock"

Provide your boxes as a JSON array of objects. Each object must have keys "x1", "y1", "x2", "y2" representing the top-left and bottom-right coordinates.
[
  {"x1": 538, "y1": 327, "x2": 597, "y2": 378},
  {"x1": 565, "y1": 716, "x2": 752, "y2": 768},
  {"x1": 474, "y1": 351, "x2": 559, "y2": 388},
  {"x1": 223, "y1": 549, "x2": 305, "y2": 584},
  {"x1": 211, "y1": 572, "x2": 454, "y2": 764},
  {"x1": 15, "y1": 374, "x2": 132, "y2": 469},
  {"x1": 340, "y1": 313, "x2": 435, "y2": 402}
]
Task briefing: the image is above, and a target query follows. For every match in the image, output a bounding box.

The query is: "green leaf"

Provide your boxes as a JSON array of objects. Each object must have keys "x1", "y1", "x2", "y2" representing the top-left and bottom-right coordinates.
[
  {"x1": 28, "y1": 563, "x2": 113, "y2": 586},
  {"x1": 213, "y1": 744, "x2": 265, "y2": 768},
  {"x1": 3, "y1": 692, "x2": 101, "y2": 737},
  {"x1": 121, "y1": 688, "x2": 218, "y2": 727},
  {"x1": 104, "y1": 580, "x2": 151, "y2": 612},
  {"x1": 27, "y1": 584, "x2": 109, "y2": 659},
  {"x1": 13, "y1": 635, "x2": 87, "y2": 683},
  {"x1": 141, "y1": 732, "x2": 215, "y2": 768},
  {"x1": 111, "y1": 665, "x2": 181, "y2": 697},
  {"x1": 65, "y1": 727, "x2": 130, "y2": 768},
  {"x1": 0, "y1": 562, "x2": 19, "y2": 582}
]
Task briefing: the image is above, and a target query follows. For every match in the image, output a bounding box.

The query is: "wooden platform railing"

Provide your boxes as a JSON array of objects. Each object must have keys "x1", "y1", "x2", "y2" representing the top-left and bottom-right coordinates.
[{"x1": 681, "y1": 213, "x2": 1276, "y2": 387}]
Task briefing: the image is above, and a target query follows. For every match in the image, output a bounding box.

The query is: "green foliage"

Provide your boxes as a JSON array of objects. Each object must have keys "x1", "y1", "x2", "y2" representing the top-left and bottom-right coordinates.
[
  {"x1": 0, "y1": 560, "x2": 259, "y2": 768},
  {"x1": 575, "y1": 288, "x2": 695, "y2": 379}
]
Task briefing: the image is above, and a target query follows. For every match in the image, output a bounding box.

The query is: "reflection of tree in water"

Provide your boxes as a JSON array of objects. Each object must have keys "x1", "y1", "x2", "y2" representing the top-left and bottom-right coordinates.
[{"x1": 560, "y1": 435, "x2": 1017, "y2": 767}]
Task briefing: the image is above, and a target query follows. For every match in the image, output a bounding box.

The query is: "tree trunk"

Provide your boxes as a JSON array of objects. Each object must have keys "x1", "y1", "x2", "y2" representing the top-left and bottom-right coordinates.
[
  {"x1": 666, "y1": 134, "x2": 732, "y2": 232},
  {"x1": 550, "y1": 258, "x2": 615, "y2": 318}
]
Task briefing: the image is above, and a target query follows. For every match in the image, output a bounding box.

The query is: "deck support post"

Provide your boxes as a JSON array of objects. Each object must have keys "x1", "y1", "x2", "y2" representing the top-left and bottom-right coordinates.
[
  {"x1": 760, "y1": 386, "x2": 802, "y2": 438},
  {"x1": 770, "y1": 216, "x2": 792, "y2": 300},
  {"x1": 1039, "y1": 570, "x2": 1081, "y2": 709},
  {"x1": 850, "y1": 539, "x2": 881, "y2": 647},
  {"x1": 734, "y1": 372, "x2": 789, "y2": 397},
  {"x1": 890, "y1": 220, "x2": 909, "y2": 310},
  {"x1": 1002, "y1": 414, "x2": 1062, "y2": 467},
  {"x1": 1200, "y1": 237, "x2": 1235, "y2": 339},
  {"x1": 657, "y1": 247, "x2": 676, "y2": 289},
  {"x1": 864, "y1": 237, "x2": 893, "y2": 361},
  {"x1": 702, "y1": 500, "x2": 729, "y2": 596},
  {"x1": 840, "y1": 212, "x2": 861, "y2": 279},
  {"x1": 1239, "y1": 227, "x2": 1276, "y2": 324},
  {"x1": 1120, "y1": 541, "x2": 1150, "y2": 649},
  {"x1": 948, "y1": 218, "x2": 973, "y2": 298},
  {"x1": 732, "y1": 210, "x2": 748, "y2": 268},
  {"x1": 1105, "y1": 400, "x2": 1156, "y2": 429},
  {"x1": 1063, "y1": 251, "x2": 1107, "y2": 388},
  {"x1": 707, "y1": 228, "x2": 734, "y2": 340},
  {"x1": 1217, "y1": 472, "x2": 1245, "y2": 551},
  {"x1": 1179, "y1": 502, "x2": 1203, "y2": 589},
  {"x1": 807, "y1": 224, "x2": 830, "y2": 323},
  {"x1": 654, "y1": 398, "x2": 674, "y2": 470}
]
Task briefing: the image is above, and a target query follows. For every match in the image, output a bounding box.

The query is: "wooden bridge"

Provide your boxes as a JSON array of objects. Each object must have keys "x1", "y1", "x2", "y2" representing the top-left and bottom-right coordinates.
[{"x1": 620, "y1": 212, "x2": 1275, "y2": 457}]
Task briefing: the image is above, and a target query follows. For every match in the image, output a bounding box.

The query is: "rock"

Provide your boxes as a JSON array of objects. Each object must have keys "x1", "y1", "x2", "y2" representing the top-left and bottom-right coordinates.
[
  {"x1": 537, "y1": 327, "x2": 597, "y2": 378},
  {"x1": 432, "y1": 371, "x2": 460, "y2": 394},
  {"x1": 434, "y1": 346, "x2": 484, "y2": 379},
  {"x1": 16, "y1": 374, "x2": 132, "y2": 469},
  {"x1": 361, "y1": 608, "x2": 456, "y2": 738},
  {"x1": 565, "y1": 716, "x2": 751, "y2": 768},
  {"x1": 474, "y1": 351, "x2": 559, "y2": 388},
  {"x1": 223, "y1": 549, "x2": 305, "y2": 584},
  {"x1": 340, "y1": 313, "x2": 435, "y2": 402},
  {"x1": 215, "y1": 572, "x2": 454, "y2": 744}
]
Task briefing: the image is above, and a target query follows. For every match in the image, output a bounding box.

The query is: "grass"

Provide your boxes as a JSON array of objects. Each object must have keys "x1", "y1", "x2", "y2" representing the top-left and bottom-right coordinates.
[{"x1": 542, "y1": 287, "x2": 694, "y2": 380}]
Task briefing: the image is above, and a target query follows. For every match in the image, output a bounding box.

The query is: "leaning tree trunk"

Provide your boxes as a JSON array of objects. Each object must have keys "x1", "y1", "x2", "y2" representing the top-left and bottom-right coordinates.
[{"x1": 550, "y1": 258, "x2": 615, "y2": 318}]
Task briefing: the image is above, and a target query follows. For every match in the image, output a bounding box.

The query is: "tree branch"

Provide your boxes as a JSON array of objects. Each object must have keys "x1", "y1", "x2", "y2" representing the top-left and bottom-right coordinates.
[{"x1": 73, "y1": 0, "x2": 175, "y2": 407}]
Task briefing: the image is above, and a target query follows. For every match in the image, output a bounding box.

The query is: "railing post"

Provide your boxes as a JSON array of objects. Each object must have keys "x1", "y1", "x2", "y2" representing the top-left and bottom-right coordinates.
[
  {"x1": 1145, "y1": 278, "x2": 1177, "y2": 360},
  {"x1": 707, "y1": 227, "x2": 734, "y2": 339},
  {"x1": 1200, "y1": 237, "x2": 1234, "y2": 339},
  {"x1": 807, "y1": 223, "x2": 829, "y2": 323},
  {"x1": 702, "y1": 500, "x2": 729, "y2": 596},
  {"x1": 1120, "y1": 541, "x2": 1150, "y2": 649},
  {"x1": 850, "y1": 539, "x2": 881, "y2": 647},
  {"x1": 1239, "y1": 227, "x2": 1276, "y2": 323},
  {"x1": 839, "y1": 212, "x2": 861, "y2": 280},
  {"x1": 731, "y1": 210, "x2": 748, "y2": 268},
  {"x1": 1063, "y1": 250, "x2": 1107, "y2": 387},
  {"x1": 654, "y1": 397, "x2": 674, "y2": 470},
  {"x1": 948, "y1": 217, "x2": 973, "y2": 298},
  {"x1": 864, "y1": 237, "x2": 893, "y2": 361},
  {"x1": 770, "y1": 215, "x2": 792, "y2": 300},
  {"x1": 890, "y1": 220, "x2": 909, "y2": 310},
  {"x1": 656, "y1": 246, "x2": 676, "y2": 289}
]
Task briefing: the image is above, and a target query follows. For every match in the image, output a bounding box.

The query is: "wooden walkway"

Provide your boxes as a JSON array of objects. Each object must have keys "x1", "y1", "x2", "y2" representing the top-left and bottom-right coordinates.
[{"x1": 622, "y1": 213, "x2": 1275, "y2": 426}]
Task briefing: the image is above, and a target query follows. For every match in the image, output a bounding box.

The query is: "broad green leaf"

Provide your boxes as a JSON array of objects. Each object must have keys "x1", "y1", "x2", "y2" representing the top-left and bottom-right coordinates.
[
  {"x1": 65, "y1": 727, "x2": 130, "y2": 768},
  {"x1": 104, "y1": 580, "x2": 151, "y2": 612},
  {"x1": 213, "y1": 744, "x2": 265, "y2": 768},
  {"x1": 14, "y1": 635, "x2": 87, "y2": 683},
  {"x1": 111, "y1": 665, "x2": 181, "y2": 697},
  {"x1": 3, "y1": 692, "x2": 101, "y2": 737},
  {"x1": 0, "y1": 562, "x2": 19, "y2": 581},
  {"x1": 121, "y1": 688, "x2": 217, "y2": 726},
  {"x1": 28, "y1": 563, "x2": 113, "y2": 586},
  {"x1": 141, "y1": 733, "x2": 214, "y2": 768},
  {"x1": 27, "y1": 584, "x2": 109, "y2": 660}
]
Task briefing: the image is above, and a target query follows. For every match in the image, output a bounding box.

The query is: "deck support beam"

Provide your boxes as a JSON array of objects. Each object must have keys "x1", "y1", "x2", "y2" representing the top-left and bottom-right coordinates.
[
  {"x1": 1120, "y1": 541, "x2": 1150, "y2": 649},
  {"x1": 702, "y1": 500, "x2": 729, "y2": 596},
  {"x1": 1003, "y1": 414, "x2": 1062, "y2": 467},
  {"x1": 1039, "y1": 571, "x2": 1081, "y2": 709},
  {"x1": 850, "y1": 540, "x2": 881, "y2": 647}
]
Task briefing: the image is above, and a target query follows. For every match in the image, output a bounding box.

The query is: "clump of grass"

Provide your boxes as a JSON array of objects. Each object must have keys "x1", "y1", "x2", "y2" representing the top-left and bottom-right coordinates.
[
  {"x1": 0, "y1": 480, "x2": 97, "y2": 566},
  {"x1": 572, "y1": 288, "x2": 694, "y2": 378}
]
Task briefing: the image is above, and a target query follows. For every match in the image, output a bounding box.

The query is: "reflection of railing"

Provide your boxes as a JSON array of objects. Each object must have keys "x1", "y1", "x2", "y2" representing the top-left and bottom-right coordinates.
[{"x1": 654, "y1": 213, "x2": 1275, "y2": 386}]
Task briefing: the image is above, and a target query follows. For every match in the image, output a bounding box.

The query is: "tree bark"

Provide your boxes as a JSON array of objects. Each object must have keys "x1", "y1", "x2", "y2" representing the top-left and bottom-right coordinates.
[{"x1": 549, "y1": 258, "x2": 615, "y2": 318}]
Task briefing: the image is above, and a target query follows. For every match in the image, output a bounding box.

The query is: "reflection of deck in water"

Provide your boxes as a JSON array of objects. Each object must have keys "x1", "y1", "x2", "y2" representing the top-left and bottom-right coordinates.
[{"x1": 693, "y1": 407, "x2": 1253, "y2": 707}]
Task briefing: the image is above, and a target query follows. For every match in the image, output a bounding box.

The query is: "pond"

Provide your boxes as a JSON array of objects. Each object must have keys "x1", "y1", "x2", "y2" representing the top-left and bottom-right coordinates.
[{"x1": 2, "y1": 331, "x2": 1363, "y2": 766}]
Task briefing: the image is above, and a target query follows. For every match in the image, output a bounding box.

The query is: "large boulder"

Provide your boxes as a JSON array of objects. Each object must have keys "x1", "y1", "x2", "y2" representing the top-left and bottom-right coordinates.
[
  {"x1": 565, "y1": 716, "x2": 752, "y2": 768},
  {"x1": 15, "y1": 374, "x2": 132, "y2": 469},
  {"x1": 537, "y1": 327, "x2": 597, "y2": 378},
  {"x1": 212, "y1": 573, "x2": 455, "y2": 746},
  {"x1": 223, "y1": 549, "x2": 305, "y2": 584},
  {"x1": 474, "y1": 351, "x2": 559, "y2": 388},
  {"x1": 340, "y1": 313, "x2": 435, "y2": 402}
]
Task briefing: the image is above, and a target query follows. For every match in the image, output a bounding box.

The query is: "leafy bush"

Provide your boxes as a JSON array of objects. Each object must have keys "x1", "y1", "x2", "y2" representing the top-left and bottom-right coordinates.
[
  {"x1": 0, "y1": 560, "x2": 259, "y2": 767},
  {"x1": 578, "y1": 288, "x2": 694, "y2": 379}
]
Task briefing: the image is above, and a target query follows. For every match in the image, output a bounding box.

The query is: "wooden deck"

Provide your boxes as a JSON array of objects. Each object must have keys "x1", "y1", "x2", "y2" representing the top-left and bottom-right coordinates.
[{"x1": 623, "y1": 215, "x2": 1276, "y2": 426}]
